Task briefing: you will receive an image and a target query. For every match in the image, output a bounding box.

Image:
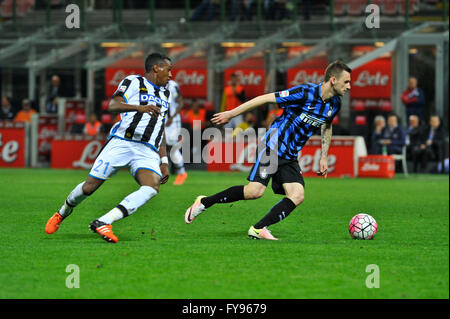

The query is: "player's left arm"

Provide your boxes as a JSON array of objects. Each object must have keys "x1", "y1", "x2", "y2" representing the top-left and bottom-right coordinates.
[
  {"x1": 158, "y1": 133, "x2": 170, "y2": 184},
  {"x1": 318, "y1": 122, "x2": 333, "y2": 178},
  {"x1": 212, "y1": 93, "x2": 276, "y2": 125}
]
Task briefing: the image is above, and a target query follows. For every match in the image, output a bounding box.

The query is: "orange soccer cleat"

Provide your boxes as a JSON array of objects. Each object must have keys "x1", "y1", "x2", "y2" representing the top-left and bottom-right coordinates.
[
  {"x1": 45, "y1": 213, "x2": 64, "y2": 234},
  {"x1": 89, "y1": 220, "x2": 119, "y2": 243},
  {"x1": 173, "y1": 172, "x2": 188, "y2": 185}
]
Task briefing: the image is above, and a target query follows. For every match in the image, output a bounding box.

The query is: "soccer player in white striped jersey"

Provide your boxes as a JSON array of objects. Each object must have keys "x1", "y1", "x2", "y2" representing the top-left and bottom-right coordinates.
[
  {"x1": 45, "y1": 53, "x2": 173, "y2": 243},
  {"x1": 165, "y1": 79, "x2": 188, "y2": 185}
]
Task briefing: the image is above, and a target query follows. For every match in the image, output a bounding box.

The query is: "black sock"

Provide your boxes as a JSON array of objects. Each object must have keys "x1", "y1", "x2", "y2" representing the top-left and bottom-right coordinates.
[
  {"x1": 201, "y1": 185, "x2": 245, "y2": 208},
  {"x1": 254, "y1": 197, "x2": 297, "y2": 229}
]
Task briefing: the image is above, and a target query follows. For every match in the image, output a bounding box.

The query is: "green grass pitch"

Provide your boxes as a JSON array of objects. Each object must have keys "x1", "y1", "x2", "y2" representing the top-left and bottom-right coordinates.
[{"x1": 0, "y1": 168, "x2": 448, "y2": 299}]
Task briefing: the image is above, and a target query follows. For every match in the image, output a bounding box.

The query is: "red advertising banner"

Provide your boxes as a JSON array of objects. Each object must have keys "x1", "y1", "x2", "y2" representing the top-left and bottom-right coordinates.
[
  {"x1": 0, "y1": 122, "x2": 27, "y2": 167},
  {"x1": 105, "y1": 58, "x2": 208, "y2": 99},
  {"x1": 358, "y1": 155, "x2": 395, "y2": 178},
  {"x1": 172, "y1": 67, "x2": 208, "y2": 98},
  {"x1": 51, "y1": 136, "x2": 106, "y2": 169},
  {"x1": 206, "y1": 136, "x2": 367, "y2": 178},
  {"x1": 350, "y1": 58, "x2": 392, "y2": 99},
  {"x1": 224, "y1": 47, "x2": 265, "y2": 98},
  {"x1": 286, "y1": 46, "x2": 328, "y2": 87},
  {"x1": 38, "y1": 115, "x2": 58, "y2": 163},
  {"x1": 105, "y1": 67, "x2": 144, "y2": 98},
  {"x1": 224, "y1": 67, "x2": 265, "y2": 98},
  {"x1": 287, "y1": 68, "x2": 326, "y2": 87},
  {"x1": 64, "y1": 100, "x2": 86, "y2": 132}
]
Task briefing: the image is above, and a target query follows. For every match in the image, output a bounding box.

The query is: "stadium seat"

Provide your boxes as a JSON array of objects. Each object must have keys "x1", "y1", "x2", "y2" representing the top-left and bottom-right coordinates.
[
  {"x1": 1, "y1": 0, "x2": 13, "y2": 18},
  {"x1": 75, "y1": 113, "x2": 86, "y2": 124},
  {"x1": 348, "y1": 0, "x2": 365, "y2": 16},
  {"x1": 332, "y1": 115, "x2": 339, "y2": 125},
  {"x1": 203, "y1": 100, "x2": 214, "y2": 111},
  {"x1": 382, "y1": 0, "x2": 398, "y2": 16},
  {"x1": 380, "y1": 100, "x2": 392, "y2": 112},
  {"x1": 101, "y1": 114, "x2": 112, "y2": 124},
  {"x1": 352, "y1": 100, "x2": 366, "y2": 112},
  {"x1": 101, "y1": 100, "x2": 110, "y2": 111},
  {"x1": 391, "y1": 145, "x2": 408, "y2": 177},
  {"x1": 334, "y1": 0, "x2": 347, "y2": 16},
  {"x1": 398, "y1": 0, "x2": 416, "y2": 15},
  {"x1": 355, "y1": 115, "x2": 367, "y2": 126}
]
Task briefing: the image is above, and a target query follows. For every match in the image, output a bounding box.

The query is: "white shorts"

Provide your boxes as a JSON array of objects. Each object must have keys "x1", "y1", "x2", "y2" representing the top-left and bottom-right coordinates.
[{"x1": 88, "y1": 137, "x2": 162, "y2": 181}]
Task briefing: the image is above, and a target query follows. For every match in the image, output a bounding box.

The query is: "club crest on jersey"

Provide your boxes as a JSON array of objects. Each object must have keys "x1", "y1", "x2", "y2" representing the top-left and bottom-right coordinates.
[
  {"x1": 279, "y1": 90, "x2": 289, "y2": 97},
  {"x1": 140, "y1": 94, "x2": 169, "y2": 108},
  {"x1": 327, "y1": 109, "x2": 333, "y2": 117}
]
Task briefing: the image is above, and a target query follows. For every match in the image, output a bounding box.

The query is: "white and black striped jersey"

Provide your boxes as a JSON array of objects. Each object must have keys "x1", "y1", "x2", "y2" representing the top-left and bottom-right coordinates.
[
  {"x1": 109, "y1": 75, "x2": 170, "y2": 152},
  {"x1": 165, "y1": 80, "x2": 182, "y2": 131}
]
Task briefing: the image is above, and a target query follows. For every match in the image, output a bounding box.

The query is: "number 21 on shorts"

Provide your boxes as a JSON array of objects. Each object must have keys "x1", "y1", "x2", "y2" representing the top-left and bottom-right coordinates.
[{"x1": 93, "y1": 160, "x2": 110, "y2": 175}]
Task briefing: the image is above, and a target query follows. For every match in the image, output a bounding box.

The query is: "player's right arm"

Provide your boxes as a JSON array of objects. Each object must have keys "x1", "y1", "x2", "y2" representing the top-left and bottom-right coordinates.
[
  {"x1": 109, "y1": 76, "x2": 160, "y2": 117},
  {"x1": 109, "y1": 96, "x2": 160, "y2": 117},
  {"x1": 212, "y1": 93, "x2": 276, "y2": 125}
]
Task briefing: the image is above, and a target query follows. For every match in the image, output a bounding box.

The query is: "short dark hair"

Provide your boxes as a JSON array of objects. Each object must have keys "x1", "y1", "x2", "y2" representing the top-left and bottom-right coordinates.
[
  {"x1": 145, "y1": 53, "x2": 171, "y2": 73},
  {"x1": 324, "y1": 60, "x2": 352, "y2": 82},
  {"x1": 387, "y1": 112, "x2": 398, "y2": 120}
]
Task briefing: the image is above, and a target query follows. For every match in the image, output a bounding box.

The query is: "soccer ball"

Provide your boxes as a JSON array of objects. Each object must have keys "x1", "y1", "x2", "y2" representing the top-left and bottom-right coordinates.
[{"x1": 348, "y1": 213, "x2": 378, "y2": 240}]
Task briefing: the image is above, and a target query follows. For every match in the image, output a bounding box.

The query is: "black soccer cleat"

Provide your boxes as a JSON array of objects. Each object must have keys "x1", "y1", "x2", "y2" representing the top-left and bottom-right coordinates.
[{"x1": 89, "y1": 220, "x2": 118, "y2": 243}]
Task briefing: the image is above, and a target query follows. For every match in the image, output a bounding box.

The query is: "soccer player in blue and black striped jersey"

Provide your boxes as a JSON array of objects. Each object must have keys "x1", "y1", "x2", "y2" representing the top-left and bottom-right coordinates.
[{"x1": 185, "y1": 60, "x2": 352, "y2": 240}]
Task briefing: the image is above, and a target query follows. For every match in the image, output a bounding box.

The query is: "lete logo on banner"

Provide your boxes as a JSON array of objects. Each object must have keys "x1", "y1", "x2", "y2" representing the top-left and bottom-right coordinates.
[
  {"x1": 0, "y1": 126, "x2": 26, "y2": 167},
  {"x1": 351, "y1": 58, "x2": 392, "y2": 99},
  {"x1": 287, "y1": 68, "x2": 325, "y2": 87},
  {"x1": 105, "y1": 68, "x2": 143, "y2": 97},
  {"x1": 172, "y1": 69, "x2": 208, "y2": 98}
]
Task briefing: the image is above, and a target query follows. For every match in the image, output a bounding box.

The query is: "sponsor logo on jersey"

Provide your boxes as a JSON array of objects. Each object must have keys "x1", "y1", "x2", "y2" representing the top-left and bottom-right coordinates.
[
  {"x1": 299, "y1": 112, "x2": 325, "y2": 128},
  {"x1": 118, "y1": 85, "x2": 127, "y2": 92},
  {"x1": 140, "y1": 94, "x2": 169, "y2": 108}
]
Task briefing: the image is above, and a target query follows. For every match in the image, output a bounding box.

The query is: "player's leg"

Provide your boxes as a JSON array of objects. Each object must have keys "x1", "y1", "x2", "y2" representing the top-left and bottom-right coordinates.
[
  {"x1": 171, "y1": 143, "x2": 188, "y2": 185},
  {"x1": 185, "y1": 181, "x2": 266, "y2": 224},
  {"x1": 248, "y1": 182, "x2": 303, "y2": 241},
  {"x1": 90, "y1": 145, "x2": 162, "y2": 243},
  {"x1": 45, "y1": 175, "x2": 104, "y2": 234},
  {"x1": 185, "y1": 145, "x2": 272, "y2": 224},
  {"x1": 249, "y1": 159, "x2": 304, "y2": 240}
]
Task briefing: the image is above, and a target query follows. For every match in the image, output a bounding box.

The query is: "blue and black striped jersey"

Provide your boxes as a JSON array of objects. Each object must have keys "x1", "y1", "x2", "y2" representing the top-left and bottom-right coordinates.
[{"x1": 265, "y1": 82, "x2": 341, "y2": 160}]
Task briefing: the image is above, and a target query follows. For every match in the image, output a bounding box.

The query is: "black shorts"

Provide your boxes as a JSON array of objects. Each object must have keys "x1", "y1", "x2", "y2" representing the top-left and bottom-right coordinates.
[{"x1": 247, "y1": 153, "x2": 305, "y2": 195}]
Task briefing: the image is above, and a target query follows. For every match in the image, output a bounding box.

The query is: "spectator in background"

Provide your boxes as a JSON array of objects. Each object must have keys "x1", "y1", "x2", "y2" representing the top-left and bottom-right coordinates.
[
  {"x1": 221, "y1": 73, "x2": 246, "y2": 129},
  {"x1": 274, "y1": 0, "x2": 288, "y2": 20},
  {"x1": 186, "y1": 99, "x2": 206, "y2": 131},
  {"x1": 14, "y1": 99, "x2": 37, "y2": 123},
  {"x1": 0, "y1": 96, "x2": 16, "y2": 120},
  {"x1": 46, "y1": 75, "x2": 63, "y2": 114},
  {"x1": 191, "y1": 0, "x2": 219, "y2": 21},
  {"x1": 83, "y1": 113, "x2": 102, "y2": 137},
  {"x1": 421, "y1": 115, "x2": 445, "y2": 172},
  {"x1": 401, "y1": 76, "x2": 425, "y2": 121},
  {"x1": 239, "y1": 0, "x2": 255, "y2": 21},
  {"x1": 378, "y1": 113, "x2": 406, "y2": 155},
  {"x1": 370, "y1": 115, "x2": 386, "y2": 154},
  {"x1": 264, "y1": 104, "x2": 283, "y2": 129},
  {"x1": 86, "y1": 0, "x2": 95, "y2": 11},
  {"x1": 406, "y1": 114, "x2": 426, "y2": 173},
  {"x1": 232, "y1": 112, "x2": 255, "y2": 138}
]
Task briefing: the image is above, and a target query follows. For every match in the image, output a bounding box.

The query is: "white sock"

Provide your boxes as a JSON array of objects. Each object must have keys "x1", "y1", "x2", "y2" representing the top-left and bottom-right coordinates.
[
  {"x1": 58, "y1": 182, "x2": 88, "y2": 217},
  {"x1": 98, "y1": 186, "x2": 158, "y2": 224},
  {"x1": 171, "y1": 148, "x2": 185, "y2": 175},
  {"x1": 98, "y1": 207, "x2": 123, "y2": 225}
]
